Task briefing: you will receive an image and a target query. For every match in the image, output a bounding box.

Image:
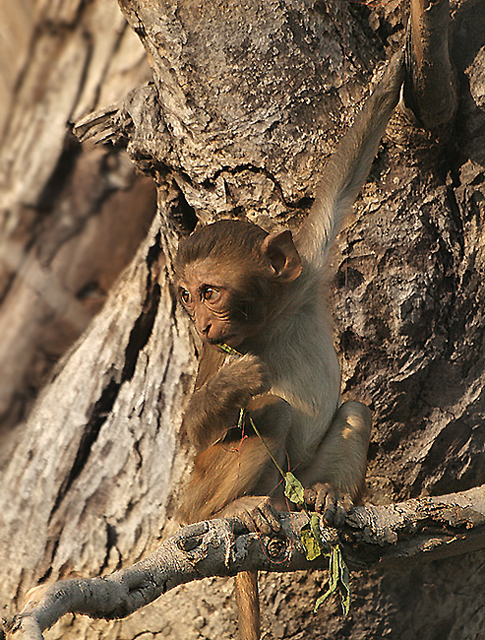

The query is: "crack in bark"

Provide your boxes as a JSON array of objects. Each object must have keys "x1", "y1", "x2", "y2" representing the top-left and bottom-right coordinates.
[
  {"x1": 205, "y1": 163, "x2": 315, "y2": 211},
  {"x1": 49, "y1": 378, "x2": 121, "y2": 522},
  {"x1": 154, "y1": 342, "x2": 175, "y2": 436},
  {"x1": 121, "y1": 240, "x2": 162, "y2": 383},
  {"x1": 99, "y1": 521, "x2": 120, "y2": 575},
  {"x1": 47, "y1": 235, "x2": 164, "y2": 522},
  {"x1": 165, "y1": 178, "x2": 198, "y2": 236}
]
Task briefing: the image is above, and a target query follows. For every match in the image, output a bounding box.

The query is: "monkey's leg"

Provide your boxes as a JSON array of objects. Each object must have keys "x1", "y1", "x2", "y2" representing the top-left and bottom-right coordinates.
[
  {"x1": 178, "y1": 394, "x2": 292, "y2": 525},
  {"x1": 177, "y1": 396, "x2": 292, "y2": 640},
  {"x1": 299, "y1": 400, "x2": 372, "y2": 525},
  {"x1": 178, "y1": 438, "x2": 281, "y2": 640},
  {"x1": 177, "y1": 443, "x2": 281, "y2": 640}
]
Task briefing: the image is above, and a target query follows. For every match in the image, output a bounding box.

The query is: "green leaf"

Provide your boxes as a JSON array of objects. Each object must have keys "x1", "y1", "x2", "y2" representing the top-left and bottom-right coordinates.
[
  {"x1": 301, "y1": 513, "x2": 332, "y2": 561},
  {"x1": 314, "y1": 587, "x2": 333, "y2": 612},
  {"x1": 310, "y1": 513, "x2": 331, "y2": 554},
  {"x1": 313, "y1": 544, "x2": 352, "y2": 615},
  {"x1": 314, "y1": 546, "x2": 338, "y2": 612},
  {"x1": 218, "y1": 343, "x2": 242, "y2": 357},
  {"x1": 284, "y1": 472, "x2": 305, "y2": 506},
  {"x1": 329, "y1": 545, "x2": 339, "y2": 591},
  {"x1": 237, "y1": 408, "x2": 245, "y2": 429},
  {"x1": 337, "y1": 546, "x2": 351, "y2": 616},
  {"x1": 301, "y1": 517, "x2": 322, "y2": 561}
]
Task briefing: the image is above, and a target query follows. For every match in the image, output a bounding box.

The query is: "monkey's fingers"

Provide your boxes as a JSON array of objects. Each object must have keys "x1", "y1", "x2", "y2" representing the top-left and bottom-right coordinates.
[
  {"x1": 315, "y1": 483, "x2": 338, "y2": 525},
  {"x1": 329, "y1": 493, "x2": 353, "y2": 527},
  {"x1": 304, "y1": 482, "x2": 354, "y2": 527},
  {"x1": 303, "y1": 482, "x2": 323, "y2": 508},
  {"x1": 237, "y1": 496, "x2": 282, "y2": 535},
  {"x1": 253, "y1": 496, "x2": 282, "y2": 534}
]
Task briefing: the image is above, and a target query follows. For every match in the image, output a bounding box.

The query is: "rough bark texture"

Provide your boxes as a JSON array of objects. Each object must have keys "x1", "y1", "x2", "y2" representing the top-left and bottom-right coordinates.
[
  {"x1": 0, "y1": 0, "x2": 156, "y2": 433},
  {"x1": 1, "y1": 0, "x2": 485, "y2": 639}
]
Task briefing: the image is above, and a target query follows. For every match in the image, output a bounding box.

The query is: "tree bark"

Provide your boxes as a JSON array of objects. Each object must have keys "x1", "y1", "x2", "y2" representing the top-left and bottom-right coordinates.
[
  {"x1": 2, "y1": 1, "x2": 485, "y2": 639},
  {"x1": 0, "y1": 0, "x2": 156, "y2": 433}
]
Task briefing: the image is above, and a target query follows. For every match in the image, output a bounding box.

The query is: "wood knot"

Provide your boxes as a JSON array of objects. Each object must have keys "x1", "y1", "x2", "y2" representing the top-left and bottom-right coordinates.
[{"x1": 266, "y1": 537, "x2": 288, "y2": 561}]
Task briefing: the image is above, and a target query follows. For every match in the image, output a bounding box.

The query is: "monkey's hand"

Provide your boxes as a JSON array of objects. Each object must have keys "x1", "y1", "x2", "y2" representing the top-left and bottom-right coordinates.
[
  {"x1": 183, "y1": 355, "x2": 271, "y2": 451},
  {"x1": 200, "y1": 354, "x2": 271, "y2": 417},
  {"x1": 303, "y1": 482, "x2": 354, "y2": 527},
  {"x1": 221, "y1": 496, "x2": 282, "y2": 535},
  {"x1": 218, "y1": 354, "x2": 271, "y2": 404}
]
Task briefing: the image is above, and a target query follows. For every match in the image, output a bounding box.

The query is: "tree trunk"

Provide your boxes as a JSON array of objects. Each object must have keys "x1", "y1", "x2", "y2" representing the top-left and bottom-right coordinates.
[
  {"x1": 2, "y1": 1, "x2": 485, "y2": 639},
  {"x1": 0, "y1": 0, "x2": 156, "y2": 433}
]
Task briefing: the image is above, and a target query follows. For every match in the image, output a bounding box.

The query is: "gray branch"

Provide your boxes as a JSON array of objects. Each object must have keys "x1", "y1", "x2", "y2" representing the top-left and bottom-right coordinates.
[{"x1": 6, "y1": 485, "x2": 485, "y2": 640}]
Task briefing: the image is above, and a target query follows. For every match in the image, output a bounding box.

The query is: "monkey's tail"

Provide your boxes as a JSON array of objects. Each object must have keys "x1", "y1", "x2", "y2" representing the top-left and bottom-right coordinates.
[{"x1": 235, "y1": 570, "x2": 260, "y2": 640}]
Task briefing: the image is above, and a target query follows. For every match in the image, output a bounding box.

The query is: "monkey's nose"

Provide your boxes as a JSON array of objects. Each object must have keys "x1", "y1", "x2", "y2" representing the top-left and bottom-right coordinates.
[
  {"x1": 195, "y1": 314, "x2": 212, "y2": 338},
  {"x1": 199, "y1": 324, "x2": 211, "y2": 337}
]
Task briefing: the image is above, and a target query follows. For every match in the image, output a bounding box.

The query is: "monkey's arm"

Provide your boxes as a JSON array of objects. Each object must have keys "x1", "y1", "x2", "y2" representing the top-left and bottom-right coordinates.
[
  {"x1": 178, "y1": 394, "x2": 292, "y2": 525},
  {"x1": 296, "y1": 51, "x2": 405, "y2": 268},
  {"x1": 182, "y1": 354, "x2": 271, "y2": 452}
]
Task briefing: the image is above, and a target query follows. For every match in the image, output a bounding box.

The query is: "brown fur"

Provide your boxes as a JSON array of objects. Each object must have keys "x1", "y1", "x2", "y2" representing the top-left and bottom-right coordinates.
[
  {"x1": 235, "y1": 571, "x2": 261, "y2": 640},
  {"x1": 175, "y1": 52, "x2": 405, "y2": 639}
]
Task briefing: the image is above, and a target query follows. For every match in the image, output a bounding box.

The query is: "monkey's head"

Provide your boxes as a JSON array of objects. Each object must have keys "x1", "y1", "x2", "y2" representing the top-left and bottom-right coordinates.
[{"x1": 174, "y1": 220, "x2": 302, "y2": 348}]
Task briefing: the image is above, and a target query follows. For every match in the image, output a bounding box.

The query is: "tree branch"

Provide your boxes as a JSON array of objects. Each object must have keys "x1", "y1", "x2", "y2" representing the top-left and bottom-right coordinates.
[
  {"x1": 403, "y1": 0, "x2": 457, "y2": 128},
  {"x1": 6, "y1": 485, "x2": 485, "y2": 640}
]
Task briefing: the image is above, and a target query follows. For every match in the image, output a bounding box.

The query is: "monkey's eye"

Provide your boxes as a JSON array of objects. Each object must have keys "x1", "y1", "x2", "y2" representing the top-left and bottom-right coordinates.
[
  {"x1": 179, "y1": 288, "x2": 192, "y2": 305},
  {"x1": 202, "y1": 286, "x2": 220, "y2": 303}
]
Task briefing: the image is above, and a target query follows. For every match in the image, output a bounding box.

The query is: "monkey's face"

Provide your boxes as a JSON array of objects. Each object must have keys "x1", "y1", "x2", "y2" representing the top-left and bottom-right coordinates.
[{"x1": 177, "y1": 258, "x2": 268, "y2": 348}]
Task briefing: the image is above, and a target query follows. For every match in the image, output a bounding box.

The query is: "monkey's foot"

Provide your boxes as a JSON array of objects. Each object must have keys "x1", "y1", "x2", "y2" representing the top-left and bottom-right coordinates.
[
  {"x1": 303, "y1": 482, "x2": 353, "y2": 527},
  {"x1": 224, "y1": 496, "x2": 282, "y2": 535}
]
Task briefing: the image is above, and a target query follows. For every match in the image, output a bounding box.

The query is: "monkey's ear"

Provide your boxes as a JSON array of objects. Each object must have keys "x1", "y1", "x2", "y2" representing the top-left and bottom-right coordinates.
[{"x1": 261, "y1": 230, "x2": 302, "y2": 282}]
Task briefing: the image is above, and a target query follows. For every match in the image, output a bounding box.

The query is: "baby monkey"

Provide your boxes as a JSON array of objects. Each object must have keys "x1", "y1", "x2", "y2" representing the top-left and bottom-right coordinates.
[{"x1": 175, "y1": 52, "x2": 404, "y2": 640}]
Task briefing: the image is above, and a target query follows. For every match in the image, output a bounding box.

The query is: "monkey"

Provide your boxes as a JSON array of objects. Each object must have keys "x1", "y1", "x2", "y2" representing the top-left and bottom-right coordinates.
[{"x1": 174, "y1": 51, "x2": 405, "y2": 640}]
